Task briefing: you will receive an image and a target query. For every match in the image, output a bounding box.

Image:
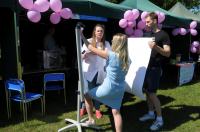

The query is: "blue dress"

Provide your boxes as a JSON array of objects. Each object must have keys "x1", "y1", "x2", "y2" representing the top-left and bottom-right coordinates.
[{"x1": 88, "y1": 51, "x2": 126, "y2": 110}]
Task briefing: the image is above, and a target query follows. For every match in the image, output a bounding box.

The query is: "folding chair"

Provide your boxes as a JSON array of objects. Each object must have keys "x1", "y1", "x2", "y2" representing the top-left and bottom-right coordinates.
[
  {"x1": 5, "y1": 79, "x2": 44, "y2": 121},
  {"x1": 43, "y1": 73, "x2": 66, "y2": 114}
]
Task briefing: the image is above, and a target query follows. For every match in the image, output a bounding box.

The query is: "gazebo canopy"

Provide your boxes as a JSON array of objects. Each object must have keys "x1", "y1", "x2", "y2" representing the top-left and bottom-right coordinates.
[
  {"x1": 169, "y1": 2, "x2": 200, "y2": 22},
  {"x1": 62, "y1": 0, "x2": 131, "y2": 19},
  {"x1": 0, "y1": 0, "x2": 193, "y2": 27}
]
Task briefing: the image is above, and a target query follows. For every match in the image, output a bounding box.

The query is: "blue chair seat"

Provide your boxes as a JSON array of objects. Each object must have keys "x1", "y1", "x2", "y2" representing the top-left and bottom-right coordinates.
[
  {"x1": 11, "y1": 92, "x2": 43, "y2": 102},
  {"x1": 45, "y1": 85, "x2": 64, "y2": 91}
]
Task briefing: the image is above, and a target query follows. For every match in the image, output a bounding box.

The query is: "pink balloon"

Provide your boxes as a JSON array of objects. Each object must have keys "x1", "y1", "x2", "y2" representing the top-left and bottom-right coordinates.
[
  {"x1": 134, "y1": 29, "x2": 143, "y2": 37},
  {"x1": 190, "y1": 29, "x2": 198, "y2": 36},
  {"x1": 50, "y1": 0, "x2": 62, "y2": 12},
  {"x1": 27, "y1": 10, "x2": 41, "y2": 23},
  {"x1": 119, "y1": 19, "x2": 128, "y2": 28},
  {"x1": 190, "y1": 21, "x2": 197, "y2": 29},
  {"x1": 192, "y1": 41, "x2": 200, "y2": 47},
  {"x1": 197, "y1": 47, "x2": 200, "y2": 54},
  {"x1": 50, "y1": 12, "x2": 61, "y2": 24},
  {"x1": 125, "y1": 27, "x2": 134, "y2": 36},
  {"x1": 179, "y1": 28, "x2": 187, "y2": 35},
  {"x1": 156, "y1": 12, "x2": 165, "y2": 23},
  {"x1": 137, "y1": 20, "x2": 146, "y2": 29},
  {"x1": 129, "y1": 35, "x2": 136, "y2": 38},
  {"x1": 172, "y1": 28, "x2": 179, "y2": 36},
  {"x1": 127, "y1": 21, "x2": 136, "y2": 28},
  {"x1": 132, "y1": 9, "x2": 140, "y2": 20},
  {"x1": 60, "y1": 8, "x2": 73, "y2": 19},
  {"x1": 158, "y1": 23, "x2": 162, "y2": 29},
  {"x1": 19, "y1": 0, "x2": 33, "y2": 10},
  {"x1": 141, "y1": 11, "x2": 149, "y2": 22},
  {"x1": 190, "y1": 46, "x2": 197, "y2": 53},
  {"x1": 33, "y1": 0, "x2": 49, "y2": 12},
  {"x1": 124, "y1": 10, "x2": 134, "y2": 21}
]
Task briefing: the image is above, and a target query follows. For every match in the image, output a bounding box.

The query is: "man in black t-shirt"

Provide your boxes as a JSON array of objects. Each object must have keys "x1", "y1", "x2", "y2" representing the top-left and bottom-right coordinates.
[{"x1": 139, "y1": 12, "x2": 171, "y2": 131}]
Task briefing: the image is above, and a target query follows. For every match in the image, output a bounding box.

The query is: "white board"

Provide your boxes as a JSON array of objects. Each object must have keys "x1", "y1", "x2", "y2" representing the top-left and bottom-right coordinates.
[{"x1": 125, "y1": 38, "x2": 153, "y2": 100}]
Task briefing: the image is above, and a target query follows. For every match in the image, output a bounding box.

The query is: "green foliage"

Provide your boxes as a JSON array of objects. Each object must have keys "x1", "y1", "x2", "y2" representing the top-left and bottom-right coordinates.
[
  {"x1": 107, "y1": 0, "x2": 200, "y2": 13},
  {"x1": 149, "y1": 0, "x2": 200, "y2": 10}
]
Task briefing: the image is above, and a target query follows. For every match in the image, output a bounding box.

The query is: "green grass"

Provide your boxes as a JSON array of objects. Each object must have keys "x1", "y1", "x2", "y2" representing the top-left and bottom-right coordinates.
[{"x1": 0, "y1": 80, "x2": 200, "y2": 132}]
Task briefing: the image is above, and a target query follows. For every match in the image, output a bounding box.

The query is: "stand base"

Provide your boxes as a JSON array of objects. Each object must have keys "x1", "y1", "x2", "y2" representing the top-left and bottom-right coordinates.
[{"x1": 58, "y1": 118, "x2": 103, "y2": 132}]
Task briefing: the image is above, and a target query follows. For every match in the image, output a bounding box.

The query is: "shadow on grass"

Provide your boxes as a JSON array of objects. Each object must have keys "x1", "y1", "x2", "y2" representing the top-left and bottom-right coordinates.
[
  {"x1": 121, "y1": 94, "x2": 175, "y2": 132},
  {"x1": 89, "y1": 94, "x2": 175, "y2": 132},
  {"x1": 162, "y1": 104, "x2": 200, "y2": 131},
  {"x1": 119, "y1": 94, "x2": 200, "y2": 131},
  {"x1": 82, "y1": 122, "x2": 113, "y2": 132}
]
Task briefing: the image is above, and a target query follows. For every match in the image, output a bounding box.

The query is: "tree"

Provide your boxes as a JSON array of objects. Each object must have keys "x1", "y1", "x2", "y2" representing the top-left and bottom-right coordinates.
[
  {"x1": 107, "y1": 0, "x2": 200, "y2": 14},
  {"x1": 149, "y1": 0, "x2": 200, "y2": 11}
]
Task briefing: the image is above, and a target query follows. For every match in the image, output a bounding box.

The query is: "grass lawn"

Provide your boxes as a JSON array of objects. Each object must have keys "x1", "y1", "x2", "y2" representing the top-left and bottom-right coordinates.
[{"x1": 0, "y1": 80, "x2": 200, "y2": 132}]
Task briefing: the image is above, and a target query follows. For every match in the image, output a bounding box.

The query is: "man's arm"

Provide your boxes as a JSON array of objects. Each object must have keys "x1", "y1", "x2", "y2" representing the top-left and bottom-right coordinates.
[{"x1": 149, "y1": 42, "x2": 171, "y2": 57}]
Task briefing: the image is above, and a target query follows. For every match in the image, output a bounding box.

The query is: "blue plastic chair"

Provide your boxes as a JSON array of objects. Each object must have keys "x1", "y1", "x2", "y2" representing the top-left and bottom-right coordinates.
[
  {"x1": 43, "y1": 73, "x2": 66, "y2": 113},
  {"x1": 5, "y1": 79, "x2": 44, "y2": 121}
]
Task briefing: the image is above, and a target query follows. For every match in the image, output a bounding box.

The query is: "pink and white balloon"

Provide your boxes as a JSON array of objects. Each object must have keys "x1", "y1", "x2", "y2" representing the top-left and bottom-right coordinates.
[
  {"x1": 27, "y1": 10, "x2": 41, "y2": 23},
  {"x1": 158, "y1": 23, "x2": 162, "y2": 29},
  {"x1": 192, "y1": 41, "x2": 200, "y2": 47},
  {"x1": 179, "y1": 28, "x2": 187, "y2": 35},
  {"x1": 50, "y1": 12, "x2": 61, "y2": 24},
  {"x1": 50, "y1": 0, "x2": 62, "y2": 12},
  {"x1": 127, "y1": 21, "x2": 136, "y2": 28},
  {"x1": 19, "y1": 0, "x2": 34, "y2": 10},
  {"x1": 119, "y1": 19, "x2": 128, "y2": 28},
  {"x1": 141, "y1": 11, "x2": 149, "y2": 22},
  {"x1": 190, "y1": 29, "x2": 198, "y2": 36},
  {"x1": 190, "y1": 21, "x2": 197, "y2": 29},
  {"x1": 172, "y1": 28, "x2": 179, "y2": 36},
  {"x1": 125, "y1": 27, "x2": 134, "y2": 36},
  {"x1": 156, "y1": 11, "x2": 165, "y2": 23},
  {"x1": 137, "y1": 20, "x2": 146, "y2": 30},
  {"x1": 190, "y1": 46, "x2": 197, "y2": 53},
  {"x1": 132, "y1": 9, "x2": 140, "y2": 20},
  {"x1": 124, "y1": 10, "x2": 135, "y2": 21},
  {"x1": 134, "y1": 29, "x2": 143, "y2": 37},
  {"x1": 197, "y1": 47, "x2": 200, "y2": 54},
  {"x1": 33, "y1": 0, "x2": 49, "y2": 12},
  {"x1": 60, "y1": 8, "x2": 73, "y2": 19}
]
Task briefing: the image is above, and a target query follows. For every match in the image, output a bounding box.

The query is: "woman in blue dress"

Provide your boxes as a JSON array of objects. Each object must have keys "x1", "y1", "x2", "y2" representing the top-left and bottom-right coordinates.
[{"x1": 81, "y1": 32, "x2": 129, "y2": 132}]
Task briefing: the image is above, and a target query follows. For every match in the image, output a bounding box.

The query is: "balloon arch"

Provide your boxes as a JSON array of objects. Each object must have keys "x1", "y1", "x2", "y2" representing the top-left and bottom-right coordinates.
[{"x1": 19, "y1": 0, "x2": 73, "y2": 24}]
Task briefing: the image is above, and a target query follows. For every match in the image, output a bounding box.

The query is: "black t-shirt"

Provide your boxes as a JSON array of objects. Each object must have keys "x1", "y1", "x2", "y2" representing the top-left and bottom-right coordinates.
[{"x1": 144, "y1": 30, "x2": 170, "y2": 68}]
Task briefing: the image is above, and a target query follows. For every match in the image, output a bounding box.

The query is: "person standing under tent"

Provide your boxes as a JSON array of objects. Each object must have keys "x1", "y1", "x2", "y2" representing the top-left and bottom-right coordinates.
[
  {"x1": 139, "y1": 12, "x2": 171, "y2": 131},
  {"x1": 81, "y1": 32, "x2": 129, "y2": 132},
  {"x1": 80, "y1": 24, "x2": 111, "y2": 119},
  {"x1": 43, "y1": 27, "x2": 60, "y2": 51}
]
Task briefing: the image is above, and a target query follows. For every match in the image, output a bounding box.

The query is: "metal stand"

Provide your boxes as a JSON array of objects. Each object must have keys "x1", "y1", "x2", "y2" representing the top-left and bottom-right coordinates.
[{"x1": 58, "y1": 23, "x2": 102, "y2": 132}]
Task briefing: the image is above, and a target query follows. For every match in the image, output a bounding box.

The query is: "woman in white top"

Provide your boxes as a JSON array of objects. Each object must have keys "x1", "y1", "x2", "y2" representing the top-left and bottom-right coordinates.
[{"x1": 81, "y1": 24, "x2": 111, "y2": 119}]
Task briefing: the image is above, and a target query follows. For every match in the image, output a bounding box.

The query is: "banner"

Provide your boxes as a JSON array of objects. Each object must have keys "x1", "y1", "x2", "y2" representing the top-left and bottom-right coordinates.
[
  {"x1": 179, "y1": 63, "x2": 195, "y2": 85},
  {"x1": 125, "y1": 38, "x2": 152, "y2": 100}
]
